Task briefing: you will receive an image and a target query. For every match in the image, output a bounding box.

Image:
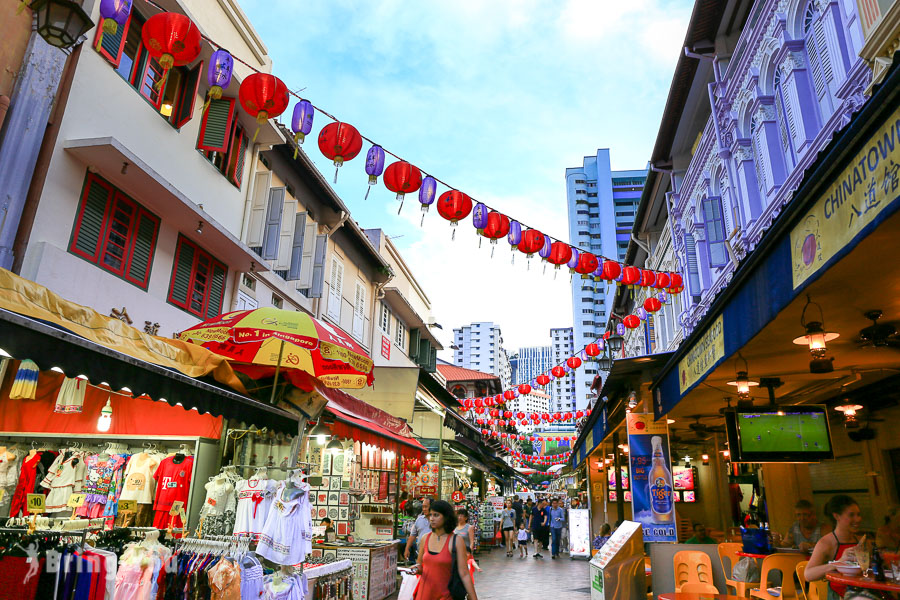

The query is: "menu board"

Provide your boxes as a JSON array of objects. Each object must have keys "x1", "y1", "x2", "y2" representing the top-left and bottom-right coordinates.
[
  {"x1": 589, "y1": 520, "x2": 641, "y2": 569},
  {"x1": 606, "y1": 467, "x2": 629, "y2": 490}
]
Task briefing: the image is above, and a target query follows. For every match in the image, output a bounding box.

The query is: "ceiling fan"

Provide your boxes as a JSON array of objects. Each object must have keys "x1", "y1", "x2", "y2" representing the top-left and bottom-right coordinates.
[{"x1": 857, "y1": 310, "x2": 900, "y2": 349}]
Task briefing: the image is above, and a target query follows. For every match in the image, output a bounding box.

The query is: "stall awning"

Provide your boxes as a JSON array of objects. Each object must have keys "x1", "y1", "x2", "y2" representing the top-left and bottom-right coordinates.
[{"x1": 318, "y1": 386, "x2": 427, "y2": 462}]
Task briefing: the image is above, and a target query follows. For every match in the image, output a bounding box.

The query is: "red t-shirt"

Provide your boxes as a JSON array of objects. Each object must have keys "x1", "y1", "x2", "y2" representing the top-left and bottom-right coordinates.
[{"x1": 153, "y1": 455, "x2": 193, "y2": 512}]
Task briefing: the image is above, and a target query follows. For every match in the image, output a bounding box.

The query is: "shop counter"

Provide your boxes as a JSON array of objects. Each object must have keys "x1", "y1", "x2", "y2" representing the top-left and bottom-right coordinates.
[{"x1": 313, "y1": 540, "x2": 399, "y2": 600}]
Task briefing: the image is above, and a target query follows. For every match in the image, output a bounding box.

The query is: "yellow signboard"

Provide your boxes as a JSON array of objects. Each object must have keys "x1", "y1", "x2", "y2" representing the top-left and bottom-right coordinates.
[
  {"x1": 26, "y1": 494, "x2": 45, "y2": 514},
  {"x1": 791, "y1": 105, "x2": 900, "y2": 288},
  {"x1": 67, "y1": 493, "x2": 87, "y2": 508},
  {"x1": 625, "y1": 412, "x2": 668, "y2": 436},
  {"x1": 678, "y1": 314, "x2": 725, "y2": 394}
]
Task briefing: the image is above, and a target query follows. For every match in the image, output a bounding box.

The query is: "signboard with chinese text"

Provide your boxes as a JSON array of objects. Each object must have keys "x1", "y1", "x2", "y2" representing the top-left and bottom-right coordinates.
[{"x1": 678, "y1": 315, "x2": 724, "y2": 393}]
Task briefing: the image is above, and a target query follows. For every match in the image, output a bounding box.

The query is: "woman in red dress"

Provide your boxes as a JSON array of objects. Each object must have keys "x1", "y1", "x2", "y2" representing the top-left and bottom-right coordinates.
[{"x1": 414, "y1": 500, "x2": 479, "y2": 600}]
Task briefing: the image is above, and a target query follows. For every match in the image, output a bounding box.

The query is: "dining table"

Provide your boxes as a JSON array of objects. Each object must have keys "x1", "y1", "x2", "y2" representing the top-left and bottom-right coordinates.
[
  {"x1": 826, "y1": 571, "x2": 900, "y2": 593},
  {"x1": 658, "y1": 594, "x2": 747, "y2": 600}
]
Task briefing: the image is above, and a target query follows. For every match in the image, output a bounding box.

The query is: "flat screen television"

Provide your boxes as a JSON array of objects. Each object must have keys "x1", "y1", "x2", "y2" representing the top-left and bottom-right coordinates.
[
  {"x1": 606, "y1": 466, "x2": 629, "y2": 490},
  {"x1": 673, "y1": 466, "x2": 695, "y2": 491},
  {"x1": 724, "y1": 405, "x2": 834, "y2": 462}
]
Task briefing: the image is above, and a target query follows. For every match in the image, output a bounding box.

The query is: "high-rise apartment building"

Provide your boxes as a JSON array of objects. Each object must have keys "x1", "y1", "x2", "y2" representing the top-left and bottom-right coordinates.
[
  {"x1": 453, "y1": 322, "x2": 512, "y2": 390},
  {"x1": 565, "y1": 149, "x2": 646, "y2": 409},
  {"x1": 549, "y1": 327, "x2": 575, "y2": 413},
  {"x1": 512, "y1": 346, "x2": 552, "y2": 386},
  {"x1": 507, "y1": 389, "x2": 550, "y2": 434}
]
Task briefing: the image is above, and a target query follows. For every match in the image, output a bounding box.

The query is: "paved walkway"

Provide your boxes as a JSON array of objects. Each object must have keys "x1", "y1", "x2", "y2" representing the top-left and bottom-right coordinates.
[{"x1": 389, "y1": 544, "x2": 592, "y2": 599}]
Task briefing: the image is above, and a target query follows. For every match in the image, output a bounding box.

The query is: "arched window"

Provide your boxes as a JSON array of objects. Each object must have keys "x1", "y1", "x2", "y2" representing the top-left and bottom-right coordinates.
[
  {"x1": 701, "y1": 196, "x2": 728, "y2": 268},
  {"x1": 774, "y1": 68, "x2": 797, "y2": 171},
  {"x1": 804, "y1": 1, "x2": 836, "y2": 119}
]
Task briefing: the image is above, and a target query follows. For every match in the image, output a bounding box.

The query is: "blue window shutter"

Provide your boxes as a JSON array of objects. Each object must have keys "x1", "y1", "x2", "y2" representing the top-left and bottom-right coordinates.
[
  {"x1": 287, "y1": 212, "x2": 307, "y2": 281},
  {"x1": 261, "y1": 187, "x2": 285, "y2": 260},
  {"x1": 309, "y1": 234, "x2": 328, "y2": 298},
  {"x1": 702, "y1": 197, "x2": 728, "y2": 268},
  {"x1": 684, "y1": 233, "x2": 701, "y2": 298}
]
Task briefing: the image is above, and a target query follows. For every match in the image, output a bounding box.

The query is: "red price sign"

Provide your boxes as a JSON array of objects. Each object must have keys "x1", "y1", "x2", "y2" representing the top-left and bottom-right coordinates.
[{"x1": 451, "y1": 491, "x2": 465, "y2": 503}]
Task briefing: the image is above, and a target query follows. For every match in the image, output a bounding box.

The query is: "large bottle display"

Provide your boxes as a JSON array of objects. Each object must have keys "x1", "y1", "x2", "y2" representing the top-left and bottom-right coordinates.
[{"x1": 625, "y1": 413, "x2": 677, "y2": 542}]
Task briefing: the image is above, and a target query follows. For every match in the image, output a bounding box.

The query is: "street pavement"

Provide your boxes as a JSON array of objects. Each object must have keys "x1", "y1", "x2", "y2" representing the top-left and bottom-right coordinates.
[{"x1": 389, "y1": 545, "x2": 592, "y2": 599}]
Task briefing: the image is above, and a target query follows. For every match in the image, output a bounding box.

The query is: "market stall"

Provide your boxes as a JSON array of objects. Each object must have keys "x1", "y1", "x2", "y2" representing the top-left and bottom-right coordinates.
[{"x1": 311, "y1": 541, "x2": 398, "y2": 600}]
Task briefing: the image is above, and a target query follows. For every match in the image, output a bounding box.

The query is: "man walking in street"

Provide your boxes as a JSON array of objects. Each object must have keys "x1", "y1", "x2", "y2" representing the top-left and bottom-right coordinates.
[
  {"x1": 512, "y1": 496, "x2": 524, "y2": 528},
  {"x1": 530, "y1": 499, "x2": 549, "y2": 558},
  {"x1": 549, "y1": 497, "x2": 566, "y2": 558},
  {"x1": 403, "y1": 497, "x2": 432, "y2": 562}
]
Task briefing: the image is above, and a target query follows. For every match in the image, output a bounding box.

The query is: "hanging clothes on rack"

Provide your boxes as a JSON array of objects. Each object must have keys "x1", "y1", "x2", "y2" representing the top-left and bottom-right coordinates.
[
  {"x1": 77, "y1": 453, "x2": 127, "y2": 518},
  {"x1": 113, "y1": 531, "x2": 171, "y2": 600},
  {"x1": 118, "y1": 452, "x2": 162, "y2": 527},
  {"x1": 151, "y1": 454, "x2": 193, "y2": 530},
  {"x1": 54, "y1": 376, "x2": 88, "y2": 413},
  {"x1": 199, "y1": 473, "x2": 237, "y2": 536},
  {"x1": 256, "y1": 481, "x2": 313, "y2": 566},
  {"x1": 233, "y1": 471, "x2": 278, "y2": 539},
  {"x1": 41, "y1": 449, "x2": 86, "y2": 513},
  {"x1": 263, "y1": 571, "x2": 308, "y2": 600},
  {"x1": 8, "y1": 450, "x2": 55, "y2": 517},
  {"x1": 0, "y1": 445, "x2": 20, "y2": 515}
]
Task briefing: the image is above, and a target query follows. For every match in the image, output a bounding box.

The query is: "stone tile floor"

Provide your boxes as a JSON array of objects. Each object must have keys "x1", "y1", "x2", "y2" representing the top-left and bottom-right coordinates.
[{"x1": 387, "y1": 544, "x2": 592, "y2": 599}]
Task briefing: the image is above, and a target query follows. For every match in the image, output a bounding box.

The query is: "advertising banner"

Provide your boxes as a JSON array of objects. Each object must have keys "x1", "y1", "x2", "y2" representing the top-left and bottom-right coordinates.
[
  {"x1": 568, "y1": 508, "x2": 591, "y2": 557},
  {"x1": 626, "y1": 413, "x2": 677, "y2": 542}
]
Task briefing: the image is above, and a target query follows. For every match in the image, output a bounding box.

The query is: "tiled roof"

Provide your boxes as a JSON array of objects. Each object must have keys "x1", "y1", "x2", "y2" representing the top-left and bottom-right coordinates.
[{"x1": 436, "y1": 363, "x2": 500, "y2": 383}]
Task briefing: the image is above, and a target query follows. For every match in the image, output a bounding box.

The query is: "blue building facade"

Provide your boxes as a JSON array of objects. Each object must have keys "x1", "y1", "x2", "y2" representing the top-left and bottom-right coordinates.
[{"x1": 566, "y1": 150, "x2": 646, "y2": 408}]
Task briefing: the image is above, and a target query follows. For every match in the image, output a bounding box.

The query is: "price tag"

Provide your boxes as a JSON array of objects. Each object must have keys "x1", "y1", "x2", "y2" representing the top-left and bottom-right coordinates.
[
  {"x1": 169, "y1": 500, "x2": 184, "y2": 516},
  {"x1": 118, "y1": 499, "x2": 137, "y2": 513},
  {"x1": 26, "y1": 494, "x2": 45, "y2": 514},
  {"x1": 67, "y1": 493, "x2": 87, "y2": 508}
]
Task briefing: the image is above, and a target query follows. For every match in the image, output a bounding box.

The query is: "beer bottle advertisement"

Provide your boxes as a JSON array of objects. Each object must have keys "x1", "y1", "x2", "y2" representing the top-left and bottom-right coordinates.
[{"x1": 626, "y1": 413, "x2": 678, "y2": 542}]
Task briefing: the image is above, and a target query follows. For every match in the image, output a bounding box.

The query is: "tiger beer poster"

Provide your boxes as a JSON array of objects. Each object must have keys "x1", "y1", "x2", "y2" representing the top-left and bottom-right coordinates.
[{"x1": 626, "y1": 413, "x2": 677, "y2": 542}]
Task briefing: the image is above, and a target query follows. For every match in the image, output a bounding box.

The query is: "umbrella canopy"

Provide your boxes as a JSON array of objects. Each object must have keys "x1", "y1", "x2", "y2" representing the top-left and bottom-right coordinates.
[
  {"x1": 178, "y1": 307, "x2": 374, "y2": 390},
  {"x1": 548, "y1": 464, "x2": 565, "y2": 473}
]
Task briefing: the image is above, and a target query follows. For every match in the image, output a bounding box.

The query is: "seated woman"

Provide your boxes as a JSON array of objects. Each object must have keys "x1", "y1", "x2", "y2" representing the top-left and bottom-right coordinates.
[
  {"x1": 876, "y1": 505, "x2": 900, "y2": 551},
  {"x1": 804, "y1": 495, "x2": 864, "y2": 600}
]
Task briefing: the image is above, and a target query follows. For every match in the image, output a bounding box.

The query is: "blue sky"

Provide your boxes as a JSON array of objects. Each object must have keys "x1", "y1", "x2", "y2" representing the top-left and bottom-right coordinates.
[{"x1": 241, "y1": 0, "x2": 694, "y2": 353}]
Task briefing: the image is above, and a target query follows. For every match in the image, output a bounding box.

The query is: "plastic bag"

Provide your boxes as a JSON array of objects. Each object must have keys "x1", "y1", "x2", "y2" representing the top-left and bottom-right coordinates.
[
  {"x1": 732, "y1": 557, "x2": 761, "y2": 582},
  {"x1": 398, "y1": 572, "x2": 420, "y2": 600}
]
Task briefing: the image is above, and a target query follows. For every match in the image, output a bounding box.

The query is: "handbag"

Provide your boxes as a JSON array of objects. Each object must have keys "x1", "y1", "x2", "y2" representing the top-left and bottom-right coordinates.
[{"x1": 448, "y1": 534, "x2": 468, "y2": 600}]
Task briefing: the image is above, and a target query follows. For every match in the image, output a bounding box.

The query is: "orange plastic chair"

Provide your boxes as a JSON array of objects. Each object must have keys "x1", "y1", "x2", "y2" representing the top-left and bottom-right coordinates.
[
  {"x1": 717, "y1": 542, "x2": 758, "y2": 597},
  {"x1": 795, "y1": 562, "x2": 808, "y2": 600},
  {"x1": 673, "y1": 550, "x2": 714, "y2": 593},
  {"x1": 749, "y1": 553, "x2": 807, "y2": 600},
  {"x1": 681, "y1": 582, "x2": 721, "y2": 594},
  {"x1": 806, "y1": 580, "x2": 827, "y2": 600}
]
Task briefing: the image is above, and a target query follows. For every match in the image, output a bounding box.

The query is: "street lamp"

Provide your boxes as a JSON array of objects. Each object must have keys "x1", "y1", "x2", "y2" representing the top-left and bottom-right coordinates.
[
  {"x1": 726, "y1": 353, "x2": 758, "y2": 401},
  {"x1": 30, "y1": 0, "x2": 94, "y2": 50},
  {"x1": 607, "y1": 334, "x2": 624, "y2": 355},
  {"x1": 597, "y1": 352, "x2": 613, "y2": 372}
]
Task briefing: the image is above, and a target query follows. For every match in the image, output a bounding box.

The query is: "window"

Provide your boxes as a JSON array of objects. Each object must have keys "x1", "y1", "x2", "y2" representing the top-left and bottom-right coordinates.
[
  {"x1": 803, "y1": 2, "x2": 836, "y2": 118},
  {"x1": 94, "y1": 11, "x2": 202, "y2": 128},
  {"x1": 197, "y1": 98, "x2": 248, "y2": 188},
  {"x1": 352, "y1": 281, "x2": 366, "y2": 343},
  {"x1": 701, "y1": 197, "x2": 728, "y2": 268},
  {"x1": 378, "y1": 301, "x2": 391, "y2": 335},
  {"x1": 69, "y1": 172, "x2": 159, "y2": 289},
  {"x1": 773, "y1": 68, "x2": 796, "y2": 171},
  {"x1": 241, "y1": 274, "x2": 256, "y2": 290},
  {"x1": 395, "y1": 320, "x2": 406, "y2": 350},
  {"x1": 168, "y1": 236, "x2": 227, "y2": 319},
  {"x1": 683, "y1": 232, "x2": 702, "y2": 300},
  {"x1": 587, "y1": 193, "x2": 597, "y2": 197},
  {"x1": 326, "y1": 257, "x2": 344, "y2": 322},
  {"x1": 272, "y1": 294, "x2": 283, "y2": 309}
]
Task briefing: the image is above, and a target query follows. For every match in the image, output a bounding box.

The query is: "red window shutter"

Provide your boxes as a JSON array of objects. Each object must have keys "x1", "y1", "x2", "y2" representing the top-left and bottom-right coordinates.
[
  {"x1": 197, "y1": 97, "x2": 236, "y2": 153},
  {"x1": 94, "y1": 15, "x2": 131, "y2": 67},
  {"x1": 173, "y1": 61, "x2": 203, "y2": 129},
  {"x1": 70, "y1": 174, "x2": 113, "y2": 262}
]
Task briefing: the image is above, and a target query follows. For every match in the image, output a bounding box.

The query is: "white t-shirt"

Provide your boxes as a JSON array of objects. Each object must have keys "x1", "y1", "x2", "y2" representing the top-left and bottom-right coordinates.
[{"x1": 119, "y1": 453, "x2": 162, "y2": 504}]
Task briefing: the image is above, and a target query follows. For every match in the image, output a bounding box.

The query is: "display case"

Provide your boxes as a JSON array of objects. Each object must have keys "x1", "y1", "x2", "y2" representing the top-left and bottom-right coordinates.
[{"x1": 312, "y1": 541, "x2": 399, "y2": 600}]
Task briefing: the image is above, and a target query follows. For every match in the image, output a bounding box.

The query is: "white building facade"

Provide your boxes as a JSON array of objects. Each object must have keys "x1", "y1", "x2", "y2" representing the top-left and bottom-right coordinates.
[{"x1": 453, "y1": 321, "x2": 511, "y2": 390}]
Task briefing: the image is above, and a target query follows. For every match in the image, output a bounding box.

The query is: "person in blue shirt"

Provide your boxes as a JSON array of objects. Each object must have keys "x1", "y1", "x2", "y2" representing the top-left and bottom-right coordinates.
[
  {"x1": 529, "y1": 499, "x2": 549, "y2": 558},
  {"x1": 549, "y1": 498, "x2": 566, "y2": 558}
]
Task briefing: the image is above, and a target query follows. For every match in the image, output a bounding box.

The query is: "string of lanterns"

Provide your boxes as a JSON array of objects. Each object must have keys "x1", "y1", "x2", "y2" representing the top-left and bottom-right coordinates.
[{"x1": 104, "y1": 6, "x2": 684, "y2": 286}]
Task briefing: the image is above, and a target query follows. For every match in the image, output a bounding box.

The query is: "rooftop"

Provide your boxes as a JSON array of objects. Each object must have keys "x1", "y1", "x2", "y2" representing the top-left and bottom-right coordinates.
[{"x1": 436, "y1": 363, "x2": 501, "y2": 383}]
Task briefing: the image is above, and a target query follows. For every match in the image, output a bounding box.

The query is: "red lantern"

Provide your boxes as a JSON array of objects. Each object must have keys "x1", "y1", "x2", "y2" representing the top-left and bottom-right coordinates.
[
  {"x1": 494, "y1": 394, "x2": 504, "y2": 405},
  {"x1": 622, "y1": 266, "x2": 641, "y2": 286},
  {"x1": 520, "y1": 419, "x2": 528, "y2": 426},
  {"x1": 482, "y1": 211, "x2": 510, "y2": 245},
  {"x1": 547, "y1": 242, "x2": 572, "y2": 267},
  {"x1": 141, "y1": 12, "x2": 201, "y2": 77},
  {"x1": 463, "y1": 398, "x2": 473, "y2": 409},
  {"x1": 555, "y1": 437, "x2": 561, "y2": 442},
  {"x1": 383, "y1": 161, "x2": 422, "y2": 201},
  {"x1": 474, "y1": 398, "x2": 483, "y2": 408},
  {"x1": 640, "y1": 269, "x2": 656, "y2": 287},
  {"x1": 529, "y1": 436, "x2": 536, "y2": 442},
  {"x1": 585, "y1": 409, "x2": 592, "y2": 416},
  {"x1": 536, "y1": 374, "x2": 550, "y2": 387},
  {"x1": 541, "y1": 413, "x2": 550, "y2": 421},
  {"x1": 554, "y1": 413, "x2": 562, "y2": 420},
  {"x1": 318, "y1": 122, "x2": 363, "y2": 181},
  {"x1": 530, "y1": 413, "x2": 539, "y2": 420},
  {"x1": 575, "y1": 252, "x2": 599, "y2": 277},
  {"x1": 515, "y1": 412, "x2": 525, "y2": 419},
  {"x1": 489, "y1": 409, "x2": 499, "y2": 418},
  {"x1": 566, "y1": 356, "x2": 582, "y2": 370},
  {"x1": 500, "y1": 433, "x2": 508, "y2": 439},
  {"x1": 503, "y1": 411, "x2": 512, "y2": 419},
  {"x1": 575, "y1": 410, "x2": 584, "y2": 418},
  {"x1": 655, "y1": 272, "x2": 671, "y2": 289},
  {"x1": 601, "y1": 260, "x2": 622, "y2": 281},
  {"x1": 481, "y1": 429, "x2": 488, "y2": 436},
  {"x1": 475, "y1": 418, "x2": 484, "y2": 425},
  {"x1": 518, "y1": 229, "x2": 544, "y2": 255},
  {"x1": 487, "y1": 419, "x2": 495, "y2": 426},
  {"x1": 503, "y1": 390, "x2": 516, "y2": 401},
  {"x1": 474, "y1": 407, "x2": 484, "y2": 414},
  {"x1": 669, "y1": 272, "x2": 684, "y2": 293},
  {"x1": 623, "y1": 314, "x2": 641, "y2": 329},
  {"x1": 518, "y1": 384, "x2": 532, "y2": 395},
  {"x1": 436, "y1": 190, "x2": 473, "y2": 234},
  {"x1": 484, "y1": 396, "x2": 494, "y2": 407},
  {"x1": 585, "y1": 343, "x2": 601, "y2": 357},
  {"x1": 498, "y1": 420, "x2": 506, "y2": 426},
  {"x1": 644, "y1": 297, "x2": 662, "y2": 313},
  {"x1": 551, "y1": 365, "x2": 565, "y2": 378},
  {"x1": 564, "y1": 412, "x2": 572, "y2": 420},
  {"x1": 238, "y1": 73, "x2": 289, "y2": 143}
]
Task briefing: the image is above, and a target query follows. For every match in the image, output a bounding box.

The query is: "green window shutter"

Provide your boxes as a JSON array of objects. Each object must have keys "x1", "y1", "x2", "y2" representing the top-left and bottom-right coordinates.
[
  {"x1": 197, "y1": 97, "x2": 235, "y2": 153},
  {"x1": 96, "y1": 16, "x2": 129, "y2": 67},
  {"x1": 125, "y1": 210, "x2": 158, "y2": 288},
  {"x1": 170, "y1": 240, "x2": 196, "y2": 307},
  {"x1": 231, "y1": 130, "x2": 249, "y2": 187},
  {"x1": 173, "y1": 61, "x2": 202, "y2": 129},
  {"x1": 417, "y1": 338, "x2": 432, "y2": 369},
  {"x1": 71, "y1": 175, "x2": 112, "y2": 262},
  {"x1": 205, "y1": 262, "x2": 227, "y2": 319},
  {"x1": 409, "y1": 328, "x2": 421, "y2": 359}
]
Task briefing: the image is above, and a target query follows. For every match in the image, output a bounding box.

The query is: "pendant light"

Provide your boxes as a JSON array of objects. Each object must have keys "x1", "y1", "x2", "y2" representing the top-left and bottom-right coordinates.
[
  {"x1": 325, "y1": 438, "x2": 344, "y2": 455},
  {"x1": 726, "y1": 353, "x2": 758, "y2": 401},
  {"x1": 309, "y1": 421, "x2": 331, "y2": 445},
  {"x1": 97, "y1": 398, "x2": 113, "y2": 432},
  {"x1": 793, "y1": 295, "x2": 839, "y2": 373}
]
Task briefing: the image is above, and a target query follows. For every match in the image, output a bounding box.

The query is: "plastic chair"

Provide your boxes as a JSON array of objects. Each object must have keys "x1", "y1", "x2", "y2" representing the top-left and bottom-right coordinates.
[
  {"x1": 749, "y1": 553, "x2": 807, "y2": 600},
  {"x1": 795, "y1": 562, "x2": 808, "y2": 600},
  {"x1": 718, "y1": 542, "x2": 759, "y2": 598},
  {"x1": 673, "y1": 550, "x2": 714, "y2": 593},
  {"x1": 806, "y1": 580, "x2": 827, "y2": 600},
  {"x1": 681, "y1": 582, "x2": 721, "y2": 594}
]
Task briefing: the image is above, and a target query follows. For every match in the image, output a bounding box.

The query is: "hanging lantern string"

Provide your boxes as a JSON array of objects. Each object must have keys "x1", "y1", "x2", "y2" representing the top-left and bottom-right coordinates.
[{"x1": 121, "y1": 3, "x2": 675, "y2": 268}]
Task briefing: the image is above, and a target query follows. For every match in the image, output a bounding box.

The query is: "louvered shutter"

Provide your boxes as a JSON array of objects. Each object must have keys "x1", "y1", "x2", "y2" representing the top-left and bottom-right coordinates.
[
  {"x1": 684, "y1": 233, "x2": 701, "y2": 299},
  {"x1": 752, "y1": 127, "x2": 769, "y2": 195},
  {"x1": 170, "y1": 240, "x2": 196, "y2": 307},
  {"x1": 326, "y1": 258, "x2": 343, "y2": 321},
  {"x1": 230, "y1": 130, "x2": 249, "y2": 188},
  {"x1": 173, "y1": 61, "x2": 202, "y2": 129},
  {"x1": 197, "y1": 97, "x2": 236, "y2": 153},
  {"x1": 408, "y1": 328, "x2": 421, "y2": 358},
  {"x1": 95, "y1": 16, "x2": 130, "y2": 67},
  {"x1": 246, "y1": 171, "x2": 271, "y2": 248},
  {"x1": 774, "y1": 94, "x2": 794, "y2": 171},
  {"x1": 297, "y1": 222, "x2": 318, "y2": 289},
  {"x1": 286, "y1": 212, "x2": 307, "y2": 281},
  {"x1": 125, "y1": 210, "x2": 158, "y2": 288},
  {"x1": 308, "y1": 234, "x2": 328, "y2": 297},
  {"x1": 205, "y1": 262, "x2": 227, "y2": 319},
  {"x1": 814, "y1": 20, "x2": 835, "y2": 89},
  {"x1": 71, "y1": 176, "x2": 113, "y2": 262},
  {"x1": 261, "y1": 187, "x2": 285, "y2": 261},
  {"x1": 274, "y1": 195, "x2": 297, "y2": 271},
  {"x1": 352, "y1": 281, "x2": 366, "y2": 342}
]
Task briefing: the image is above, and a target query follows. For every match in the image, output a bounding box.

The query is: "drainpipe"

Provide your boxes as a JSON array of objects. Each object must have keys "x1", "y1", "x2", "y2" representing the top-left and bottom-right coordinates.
[{"x1": 630, "y1": 233, "x2": 650, "y2": 255}]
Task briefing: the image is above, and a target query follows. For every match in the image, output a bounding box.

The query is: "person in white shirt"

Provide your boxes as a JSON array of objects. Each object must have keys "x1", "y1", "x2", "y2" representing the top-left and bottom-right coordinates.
[{"x1": 517, "y1": 522, "x2": 529, "y2": 558}]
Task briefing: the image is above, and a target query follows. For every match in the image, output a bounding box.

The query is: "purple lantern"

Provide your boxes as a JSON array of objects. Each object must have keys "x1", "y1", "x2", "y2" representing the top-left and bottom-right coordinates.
[
  {"x1": 658, "y1": 291, "x2": 669, "y2": 304},
  {"x1": 472, "y1": 203, "x2": 488, "y2": 247},
  {"x1": 596, "y1": 339, "x2": 605, "y2": 352},
  {"x1": 291, "y1": 99, "x2": 314, "y2": 151},
  {"x1": 364, "y1": 145, "x2": 385, "y2": 200},
  {"x1": 97, "y1": 0, "x2": 132, "y2": 44},
  {"x1": 418, "y1": 176, "x2": 437, "y2": 224},
  {"x1": 508, "y1": 221, "x2": 522, "y2": 264},
  {"x1": 207, "y1": 49, "x2": 233, "y2": 102},
  {"x1": 636, "y1": 307, "x2": 648, "y2": 320},
  {"x1": 616, "y1": 322, "x2": 626, "y2": 336}
]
